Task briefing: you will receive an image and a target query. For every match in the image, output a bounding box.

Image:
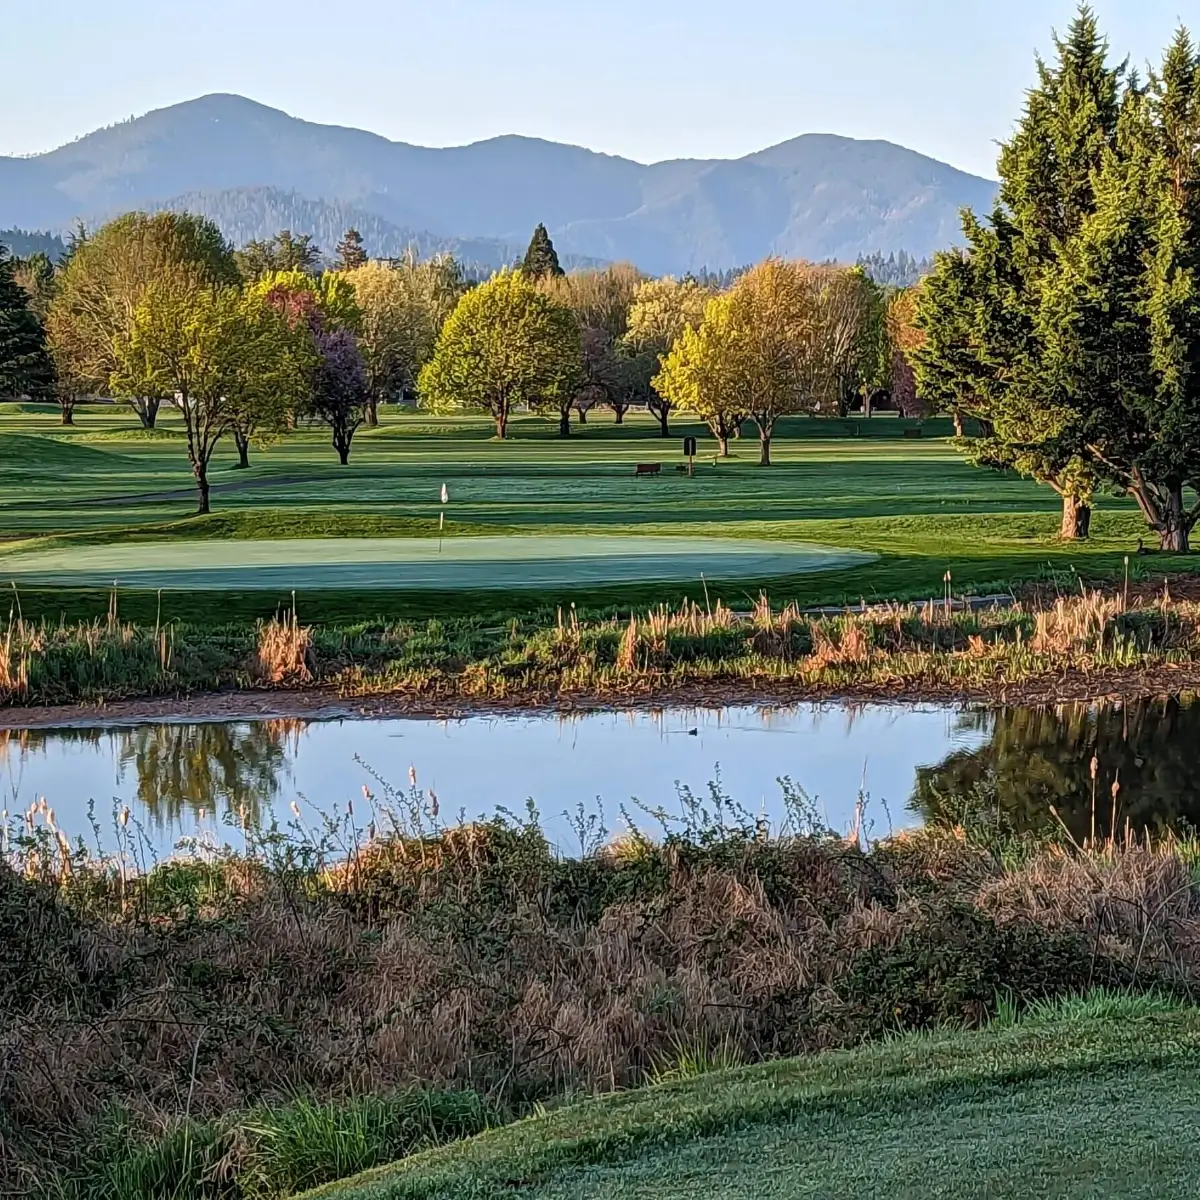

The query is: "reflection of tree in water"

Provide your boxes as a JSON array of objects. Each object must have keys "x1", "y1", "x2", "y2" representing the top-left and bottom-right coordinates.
[
  {"x1": 0, "y1": 721, "x2": 304, "y2": 828},
  {"x1": 116, "y1": 721, "x2": 303, "y2": 826},
  {"x1": 913, "y1": 697, "x2": 1200, "y2": 839}
]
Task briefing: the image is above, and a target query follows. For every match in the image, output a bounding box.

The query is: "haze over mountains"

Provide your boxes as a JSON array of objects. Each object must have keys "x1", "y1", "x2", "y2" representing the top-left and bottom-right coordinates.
[{"x1": 0, "y1": 93, "x2": 998, "y2": 273}]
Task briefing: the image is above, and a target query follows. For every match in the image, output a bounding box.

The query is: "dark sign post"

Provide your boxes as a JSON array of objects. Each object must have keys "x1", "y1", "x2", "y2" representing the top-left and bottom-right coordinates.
[{"x1": 683, "y1": 436, "x2": 697, "y2": 476}]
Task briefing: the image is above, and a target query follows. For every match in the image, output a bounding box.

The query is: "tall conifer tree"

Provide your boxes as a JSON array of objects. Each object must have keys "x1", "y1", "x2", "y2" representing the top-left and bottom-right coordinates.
[
  {"x1": 0, "y1": 243, "x2": 54, "y2": 400},
  {"x1": 521, "y1": 224, "x2": 565, "y2": 279},
  {"x1": 916, "y1": 6, "x2": 1123, "y2": 539}
]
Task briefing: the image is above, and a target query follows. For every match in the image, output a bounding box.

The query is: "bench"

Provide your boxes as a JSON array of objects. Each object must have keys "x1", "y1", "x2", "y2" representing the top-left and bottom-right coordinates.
[{"x1": 635, "y1": 463, "x2": 662, "y2": 476}]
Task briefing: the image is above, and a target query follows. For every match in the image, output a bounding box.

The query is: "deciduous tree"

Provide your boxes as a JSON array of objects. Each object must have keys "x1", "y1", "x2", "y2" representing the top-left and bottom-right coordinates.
[
  {"x1": 47, "y1": 212, "x2": 238, "y2": 428},
  {"x1": 419, "y1": 271, "x2": 582, "y2": 438},
  {"x1": 657, "y1": 260, "x2": 823, "y2": 464},
  {"x1": 625, "y1": 276, "x2": 711, "y2": 436},
  {"x1": 310, "y1": 327, "x2": 370, "y2": 464}
]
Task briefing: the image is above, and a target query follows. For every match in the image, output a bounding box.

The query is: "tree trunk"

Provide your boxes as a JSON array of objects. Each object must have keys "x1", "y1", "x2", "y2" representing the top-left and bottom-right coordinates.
[
  {"x1": 612, "y1": 405, "x2": 626, "y2": 425},
  {"x1": 495, "y1": 409, "x2": 508, "y2": 439},
  {"x1": 336, "y1": 440, "x2": 350, "y2": 465},
  {"x1": 864, "y1": 389, "x2": 872, "y2": 419},
  {"x1": 759, "y1": 434, "x2": 771, "y2": 466},
  {"x1": 365, "y1": 396, "x2": 379, "y2": 428},
  {"x1": 577, "y1": 405, "x2": 588, "y2": 424},
  {"x1": 953, "y1": 411, "x2": 964, "y2": 438},
  {"x1": 233, "y1": 431, "x2": 250, "y2": 469},
  {"x1": 195, "y1": 468, "x2": 211, "y2": 515},
  {"x1": 657, "y1": 409, "x2": 670, "y2": 438},
  {"x1": 559, "y1": 409, "x2": 572, "y2": 437},
  {"x1": 1060, "y1": 495, "x2": 1092, "y2": 540},
  {"x1": 133, "y1": 397, "x2": 160, "y2": 429},
  {"x1": 717, "y1": 434, "x2": 729, "y2": 458},
  {"x1": 60, "y1": 402, "x2": 75, "y2": 426},
  {"x1": 1159, "y1": 484, "x2": 1190, "y2": 553}
]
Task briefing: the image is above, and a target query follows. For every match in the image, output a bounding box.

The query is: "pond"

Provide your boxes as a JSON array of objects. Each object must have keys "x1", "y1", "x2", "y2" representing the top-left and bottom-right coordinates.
[{"x1": 2, "y1": 695, "x2": 1196, "y2": 858}]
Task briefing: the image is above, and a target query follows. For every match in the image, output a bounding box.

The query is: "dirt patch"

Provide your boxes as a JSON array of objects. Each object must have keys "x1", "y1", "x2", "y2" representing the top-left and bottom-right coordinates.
[{"x1": 2, "y1": 663, "x2": 1198, "y2": 729}]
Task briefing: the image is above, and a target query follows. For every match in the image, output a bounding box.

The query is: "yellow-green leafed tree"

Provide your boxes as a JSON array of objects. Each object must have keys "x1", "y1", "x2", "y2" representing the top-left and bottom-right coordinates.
[
  {"x1": 245, "y1": 269, "x2": 361, "y2": 332},
  {"x1": 653, "y1": 295, "x2": 746, "y2": 457},
  {"x1": 624, "y1": 275, "x2": 712, "y2": 436},
  {"x1": 46, "y1": 211, "x2": 239, "y2": 428},
  {"x1": 112, "y1": 278, "x2": 304, "y2": 511},
  {"x1": 340, "y1": 260, "x2": 445, "y2": 426},
  {"x1": 418, "y1": 271, "x2": 582, "y2": 439},
  {"x1": 656, "y1": 260, "x2": 822, "y2": 465}
]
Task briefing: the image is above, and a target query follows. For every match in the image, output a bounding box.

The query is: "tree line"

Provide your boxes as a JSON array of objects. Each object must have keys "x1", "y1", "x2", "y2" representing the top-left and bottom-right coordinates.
[{"x1": 0, "y1": 211, "x2": 915, "y2": 509}]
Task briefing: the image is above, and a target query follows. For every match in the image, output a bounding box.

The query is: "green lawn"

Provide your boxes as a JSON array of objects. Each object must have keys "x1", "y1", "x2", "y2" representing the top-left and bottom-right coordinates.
[
  {"x1": 0, "y1": 401, "x2": 1182, "y2": 625},
  {"x1": 303, "y1": 1003, "x2": 1200, "y2": 1200}
]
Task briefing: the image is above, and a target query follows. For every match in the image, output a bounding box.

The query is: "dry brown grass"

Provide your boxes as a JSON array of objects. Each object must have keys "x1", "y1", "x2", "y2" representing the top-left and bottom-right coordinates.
[
  {"x1": 6, "y1": 809, "x2": 1198, "y2": 1198},
  {"x1": 253, "y1": 609, "x2": 314, "y2": 684}
]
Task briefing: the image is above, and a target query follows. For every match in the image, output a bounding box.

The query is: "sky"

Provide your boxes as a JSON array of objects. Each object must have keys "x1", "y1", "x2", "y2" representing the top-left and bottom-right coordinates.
[{"x1": 3, "y1": 1, "x2": 1194, "y2": 177}]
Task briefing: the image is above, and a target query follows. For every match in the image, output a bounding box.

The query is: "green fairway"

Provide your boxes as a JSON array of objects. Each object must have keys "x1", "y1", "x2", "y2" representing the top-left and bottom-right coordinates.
[
  {"x1": 305, "y1": 1005, "x2": 1200, "y2": 1200},
  {"x1": 0, "y1": 402, "x2": 1185, "y2": 623},
  {"x1": 0, "y1": 534, "x2": 872, "y2": 590}
]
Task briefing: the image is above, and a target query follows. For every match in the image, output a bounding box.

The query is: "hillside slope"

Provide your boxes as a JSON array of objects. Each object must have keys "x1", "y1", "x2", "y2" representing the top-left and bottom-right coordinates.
[
  {"x1": 302, "y1": 1003, "x2": 1200, "y2": 1199},
  {"x1": 0, "y1": 94, "x2": 997, "y2": 272}
]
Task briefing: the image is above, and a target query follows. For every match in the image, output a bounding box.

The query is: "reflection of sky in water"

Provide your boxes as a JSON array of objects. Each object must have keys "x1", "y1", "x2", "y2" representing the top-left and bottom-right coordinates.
[{"x1": 0, "y1": 705, "x2": 986, "y2": 857}]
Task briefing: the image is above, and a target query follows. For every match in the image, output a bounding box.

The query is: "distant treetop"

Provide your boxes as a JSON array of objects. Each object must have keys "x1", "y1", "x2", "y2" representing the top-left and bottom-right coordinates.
[
  {"x1": 334, "y1": 227, "x2": 368, "y2": 271},
  {"x1": 521, "y1": 223, "x2": 565, "y2": 279}
]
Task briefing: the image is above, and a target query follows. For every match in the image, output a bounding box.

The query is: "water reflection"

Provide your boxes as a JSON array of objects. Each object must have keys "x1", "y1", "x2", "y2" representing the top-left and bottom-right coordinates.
[
  {"x1": 0, "y1": 720, "x2": 304, "y2": 827},
  {"x1": 913, "y1": 695, "x2": 1200, "y2": 838},
  {"x1": 1, "y1": 697, "x2": 1196, "y2": 855}
]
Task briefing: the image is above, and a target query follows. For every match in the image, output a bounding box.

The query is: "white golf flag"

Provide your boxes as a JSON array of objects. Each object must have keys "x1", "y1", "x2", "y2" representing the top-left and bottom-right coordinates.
[{"x1": 441, "y1": 484, "x2": 449, "y2": 505}]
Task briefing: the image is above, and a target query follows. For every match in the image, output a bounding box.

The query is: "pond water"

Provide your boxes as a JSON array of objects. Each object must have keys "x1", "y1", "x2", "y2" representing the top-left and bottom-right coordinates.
[{"x1": 2, "y1": 695, "x2": 1197, "y2": 858}]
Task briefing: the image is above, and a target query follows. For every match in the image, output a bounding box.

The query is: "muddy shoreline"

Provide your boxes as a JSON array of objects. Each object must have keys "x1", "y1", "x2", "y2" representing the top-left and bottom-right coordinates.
[{"x1": 2, "y1": 662, "x2": 1198, "y2": 728}]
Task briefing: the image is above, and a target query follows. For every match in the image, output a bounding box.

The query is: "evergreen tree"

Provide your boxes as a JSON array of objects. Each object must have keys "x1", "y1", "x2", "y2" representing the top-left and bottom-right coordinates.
[
  {"x1": 521, "y1": 223, "x2": 564, "y2": 279},
  {"x1": 0, "y1": 243, "x2": 54, "y2": 400},
  {"x1": 915, "y1": 6, "x2": 1123, "y2": 539},
  {"x1": 334, "y1": 227, "x2": 368, "y2": 271},
  {"x1": 1037, "y1": 34, "x2": 1200, "y2": 551}
]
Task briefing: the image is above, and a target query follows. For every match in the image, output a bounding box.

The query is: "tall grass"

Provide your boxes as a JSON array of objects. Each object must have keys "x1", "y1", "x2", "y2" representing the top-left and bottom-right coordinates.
[
  {"x1": 7, "y1": 770, "x2": 1200, "y2": 1197},
  {"x1": 1, "y1": 584, "x2": 1198, "y2": 707}
]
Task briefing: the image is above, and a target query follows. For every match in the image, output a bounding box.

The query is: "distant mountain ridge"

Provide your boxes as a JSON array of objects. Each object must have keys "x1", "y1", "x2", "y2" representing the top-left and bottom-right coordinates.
[{"x1": 0, "y1": 94, "x2": 999, "y2": 274}]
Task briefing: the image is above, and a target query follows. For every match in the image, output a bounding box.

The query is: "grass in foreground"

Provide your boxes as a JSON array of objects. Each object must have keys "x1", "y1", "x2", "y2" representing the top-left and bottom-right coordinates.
[{"x1": 305, "y1": 998, "x2": 1200, "y2": 1199}]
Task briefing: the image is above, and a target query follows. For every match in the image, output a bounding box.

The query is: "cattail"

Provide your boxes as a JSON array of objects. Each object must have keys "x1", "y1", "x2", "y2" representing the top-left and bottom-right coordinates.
[
  {"x1": 347, "y1": 798, "x2": 354, "y2": 817},
  {"x1": 429, "y1": 789, "x2": 439, "y2": 818},
  {"x1": 408, "y1": 765, "x2": 417, "y2": 787}
]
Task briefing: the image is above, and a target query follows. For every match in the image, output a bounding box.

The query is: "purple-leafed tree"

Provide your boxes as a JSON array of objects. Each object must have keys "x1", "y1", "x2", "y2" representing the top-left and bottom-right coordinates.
[{"x1": 311, "y1": 327, "x2": 369, "y2": 464}]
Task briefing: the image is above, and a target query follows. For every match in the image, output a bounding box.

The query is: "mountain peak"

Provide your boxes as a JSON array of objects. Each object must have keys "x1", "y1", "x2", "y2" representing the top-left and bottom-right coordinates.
[{"x1": 0, "y1": 95, "x2": 998, "y2": 273}]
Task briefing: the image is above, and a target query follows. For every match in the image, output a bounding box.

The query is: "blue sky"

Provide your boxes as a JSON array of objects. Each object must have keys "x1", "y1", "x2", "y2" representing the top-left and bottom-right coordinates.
[{"x1": 4, "y1": 2, "x2": 1191, "y2": 176}]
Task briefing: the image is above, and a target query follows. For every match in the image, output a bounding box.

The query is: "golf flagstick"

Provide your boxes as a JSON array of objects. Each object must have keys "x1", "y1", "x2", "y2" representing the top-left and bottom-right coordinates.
[{"x1": 439, "y1": 483, "x2": 449, "y2": 553}]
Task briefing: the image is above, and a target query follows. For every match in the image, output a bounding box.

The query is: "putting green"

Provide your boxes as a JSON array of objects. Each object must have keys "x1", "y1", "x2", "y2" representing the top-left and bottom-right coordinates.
[{"x1": 0, "y1": 536, "x2": 874, "y2": 591}]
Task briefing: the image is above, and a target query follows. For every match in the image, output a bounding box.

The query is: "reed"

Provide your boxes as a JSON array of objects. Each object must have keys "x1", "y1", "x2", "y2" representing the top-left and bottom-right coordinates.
[
  {"x1": 0, "y1": 584, "x2": 1198, "y2": 708},
  {"x1": 5, "y1": 773, "x2": 1200, "y2": 1198}
]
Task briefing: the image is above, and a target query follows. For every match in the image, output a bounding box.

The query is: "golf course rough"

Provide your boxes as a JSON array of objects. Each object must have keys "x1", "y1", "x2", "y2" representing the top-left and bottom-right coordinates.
[{"x1": 0, "y1": 535, "x2": 876, "y2": 591}]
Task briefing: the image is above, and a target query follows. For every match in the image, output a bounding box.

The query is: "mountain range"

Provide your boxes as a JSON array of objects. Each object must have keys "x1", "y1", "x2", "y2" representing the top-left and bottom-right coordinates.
[{"x1": 0, "y1": 94, "x2": 998, "y2": 274}]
